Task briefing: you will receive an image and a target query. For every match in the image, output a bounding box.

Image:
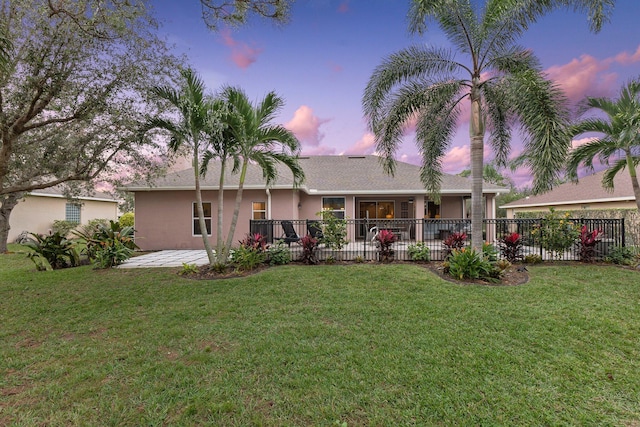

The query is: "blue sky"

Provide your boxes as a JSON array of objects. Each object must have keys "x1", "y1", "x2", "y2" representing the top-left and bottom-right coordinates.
[{"x1": 153, "y1": 0, "x2": 640, "y2": 188}]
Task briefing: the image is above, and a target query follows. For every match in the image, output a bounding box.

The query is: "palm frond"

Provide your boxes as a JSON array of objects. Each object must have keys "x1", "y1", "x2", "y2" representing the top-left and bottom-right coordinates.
[
  {"x1": 601, "y1": 158, "x2": 629, "y2": 191},
  {"x1": 482, "y1": 82, "x2": 512, "y2": 167},
  {"x1": 566, "y1": 137, "x2": 611, "y2": 179},
  {"x1": 363, "y1": 45, "x2": 465, "y2": 129}
]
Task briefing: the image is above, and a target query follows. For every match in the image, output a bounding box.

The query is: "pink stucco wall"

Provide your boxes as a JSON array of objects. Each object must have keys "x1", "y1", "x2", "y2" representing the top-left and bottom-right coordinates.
[{"x1": 134, "y1": 190, "x2": 477, "y2": 250}]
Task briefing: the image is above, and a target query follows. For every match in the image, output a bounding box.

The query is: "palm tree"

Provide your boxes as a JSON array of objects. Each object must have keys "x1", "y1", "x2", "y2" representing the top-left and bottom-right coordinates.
[
  {"x1": 362, "y1": 0, "x2": 613, "y2": 250},
  {"x1": 566, "y1": 78, "x2": 640, "y2": 212},
  {"x1": 220, "y1": 86, "x2": 305, "y2": 260},
  {"x1": 144, "y1": 68, "x2": 225, "y2": 265}
]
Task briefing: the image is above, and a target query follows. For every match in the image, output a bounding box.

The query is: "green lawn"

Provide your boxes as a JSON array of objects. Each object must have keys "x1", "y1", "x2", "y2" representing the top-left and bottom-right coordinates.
[{"x1": 2, "y1": 248, "x2": 639, "y2": 426}]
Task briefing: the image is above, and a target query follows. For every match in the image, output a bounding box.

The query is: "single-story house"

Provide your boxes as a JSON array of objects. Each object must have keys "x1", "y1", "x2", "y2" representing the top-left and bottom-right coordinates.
[
  {"x1": 123, "y1": 155, "x2": 507, "y2": 251},
  {"x1": 9, "y1": 186, "x2": 120, "y2": 242},
  {"x1": 500, "y1": 167, "x2": 639, "y2": 217}
]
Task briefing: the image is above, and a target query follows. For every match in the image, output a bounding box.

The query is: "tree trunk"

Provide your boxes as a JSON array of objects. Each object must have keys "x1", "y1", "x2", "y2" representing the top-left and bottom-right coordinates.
[
  {"x1": 215, "y1": 157, "x2": 226, "y2": 264},
  {"x1": 469, "y1": 80, "x2": 485, "y2": 251},
  {"x1": 223, "y1": 159, "x2": 248, "y2": 261},
  {"x1": 626, "y1": 151, "x2": 640, "y2": 212},
  {"x1": 0, "y1": 193, "x2": 22, "y2": 253},
  {"x1": 193, "y1": 149, "x2": 216, "y2": 266}
]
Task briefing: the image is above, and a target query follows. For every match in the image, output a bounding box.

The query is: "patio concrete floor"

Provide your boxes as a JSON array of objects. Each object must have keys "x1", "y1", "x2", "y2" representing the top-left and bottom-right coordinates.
[{"x1": 118, "y1": 250, "x2": 210, "y2": 268}]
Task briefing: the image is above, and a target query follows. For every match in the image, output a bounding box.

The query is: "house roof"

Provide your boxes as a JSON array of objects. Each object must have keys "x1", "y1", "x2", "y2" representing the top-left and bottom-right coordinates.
[
  {"x1": 122, "y1": 155, "x2": 507, "y2": 195},
  {"x1": 28, "y1": 185, "x2": 118, "y2": 203},
  {"x1": 501, "y1": 167, "x2": 639, "y2": 209}
]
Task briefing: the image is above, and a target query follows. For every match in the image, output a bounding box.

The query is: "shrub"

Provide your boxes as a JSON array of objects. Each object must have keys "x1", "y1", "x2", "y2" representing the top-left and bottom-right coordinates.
[
  {"x1": 119, "y1": 212, "x2": 134, "y2": 227},
  {"x1": 495, "y1": 259, "x2": 511, "y2": 272},
  {"x1": 231, "y1": 245, "x2": 267, "y2": 271},
  {"x1": 407, "y1": 241, "x2": 431, "y2": 261},
  {"x1": 604, "y1": 246, "x2": 636, "y2": 265},
  {"x1": 531, "y1": 208, "x2": 580, "y2": 258},
  {"x1": 442, "y1": 232, "x2": 467, "y2": 259},
  {"x1": 24, "y1": 232, "x2": 80, "y2": 271},
  {"x1": 482, "y1": 242, "x2": 499, "y2": 262},
  {"x1": 238, "y1": 233, "x2": 268, "y2": 253},
  {"x1": 74, "y1": 220, "x2": 138, "y2": 268},
  {"x1": 52, "y1": 220, "x2": 79, "y2": 237},
  {"x1": 523, "y1": 254, "x2": 543, "y2": 264},
  {"x1": 317, "y1": 211, "x2": 348, "y2": 250},
  {"x1": 267, "y1": 241, "x2": 291, "y2": 266},
  {"x1": 375, "y1": 229, "x2": 397, "y2": 262},
  {"x1": 498, "y1": 232, "x2": 523, "y2": 263},
  {"x1": 448, "y1": 248, "x2": 499, "y2": 282},
  {"x1": 178, "y1": 263, "x2": 199, "y2": 275},
  {"x1": 578, "y1": 225, "x2": 603, "y2": 263},
  {"x1": 298, "y1": 234, "x2": 319, "y2": 265}
]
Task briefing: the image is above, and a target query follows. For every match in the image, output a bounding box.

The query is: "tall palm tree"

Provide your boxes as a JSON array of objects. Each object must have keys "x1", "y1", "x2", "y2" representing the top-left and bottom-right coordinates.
[
  {"x1": 362, "y1": 0, "x2": 613, "y2": 250},
  {"x1": 566, "y1": 78, "x2": 640, "y2": 212},
  {"x1": 144, "y1": 68, "x2": 224, "y2": 265},
  {"x1": 220, "y1": 86, "x2": 304, "y2": 260}
]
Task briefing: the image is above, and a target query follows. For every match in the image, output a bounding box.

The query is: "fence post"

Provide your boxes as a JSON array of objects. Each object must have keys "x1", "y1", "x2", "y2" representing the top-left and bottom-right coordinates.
[{"x1": 621, "y1": 217, "x2": 625, "y2": 247}]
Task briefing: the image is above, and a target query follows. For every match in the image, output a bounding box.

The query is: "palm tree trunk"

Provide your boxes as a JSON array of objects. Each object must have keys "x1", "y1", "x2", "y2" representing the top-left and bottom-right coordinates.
[
  {"x1": 626, "y1": 151, "x2": 640, "y2": 212},
  {"x1": 193, "y1": 149, "x2": 216, "y2": 265},
  {"x1": 469, "y1": 83, "x2": 485, "y2": 251},
  {"x1": 224, "y1": 159, "x2": 248, "y2": 260},
  {"x1": 215, "y1": 157, "x2": 226, "y2": 264}
]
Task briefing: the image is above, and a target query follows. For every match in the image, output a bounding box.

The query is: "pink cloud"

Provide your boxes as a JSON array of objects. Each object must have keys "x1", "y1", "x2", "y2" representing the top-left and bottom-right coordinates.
[
  {"x1": 441, "y1": 145, "x2": 470, "y2": 174},
  {"x1": 301, "y1": 145, "x2": 336, "y2": 156},
  {"x1": 546, "y1": 54, "x2": 617, "y2": 103},
  {"x1": 613, "y1": 45, "x2": 640, "y2": 65},
  {"x1": 571, "y1": 136, "x2": 598, "y2": 149},
  {"x1": 337, "y1": 1, "x2": 349, "y2": 13},
  {"x1": 219, "y1": 29, "x2": 263, "y2": 69},
  {"x1": 285, "y1": 105, "x2": 330, "y2": 147},
  {"x1": 342, "y1": 132, "x2": 376, "y2": 155}
]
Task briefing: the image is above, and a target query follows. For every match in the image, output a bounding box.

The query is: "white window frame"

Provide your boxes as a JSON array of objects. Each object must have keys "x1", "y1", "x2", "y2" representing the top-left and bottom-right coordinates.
[{"x1": 192, "y1": 202, "x2": 212, "y2": 236}]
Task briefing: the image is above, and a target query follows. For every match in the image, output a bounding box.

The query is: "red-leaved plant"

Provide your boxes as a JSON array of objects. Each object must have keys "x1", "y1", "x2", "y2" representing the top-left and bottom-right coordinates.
[
  {"x1": 375, "y1": 229, "x2": 397, "y2": 262},
  {"x1": 298, "y1": 234, "x2": 319, "y2": 265},
  {"x1": 578, "y1": 226, "x2": 602, "y2": 263},
  {"x1": 498, "y1": 232, "x2": 523, "y2": 263},
  {"x1": 239, "y1": 233, "x2": 268, "y2": 252},
  {"x1": 442, "y1": 232, "x2": 467, "y2": 259}
]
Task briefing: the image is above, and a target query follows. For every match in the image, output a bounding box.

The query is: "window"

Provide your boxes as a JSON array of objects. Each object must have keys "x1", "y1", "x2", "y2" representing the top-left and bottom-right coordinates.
[
  {"x1": 252, "y1": 201, "x2": 266, "y2": 220},
  {"x1": 322, "y1": 197, "x2": 345, "y2": 219},
  {"x1": 193, "y1": 202, "x2": 212, "y2": 235},
  {"x1": 65, "y1": 203, "x2": 81, "y2": 223}
]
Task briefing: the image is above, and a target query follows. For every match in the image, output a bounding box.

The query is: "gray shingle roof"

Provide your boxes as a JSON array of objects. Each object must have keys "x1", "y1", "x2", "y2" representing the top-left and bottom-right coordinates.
[
  {"x1": 124, "y1": 155, "x2": 507, "y2": 195},
  {"x1": 501, "y1": 167, "x2": 639, "y2": 208}
]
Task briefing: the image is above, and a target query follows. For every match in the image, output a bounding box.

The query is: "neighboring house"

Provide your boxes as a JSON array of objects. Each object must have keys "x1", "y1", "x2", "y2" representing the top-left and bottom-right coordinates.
[
  {"x1": 9, "y1": 187, "x2": 120, "y2": 242},
  {"x1": 500, "y1": 167, "x2": 639, "y2": 217},
  {"x1": 123, "y1": 155, "x2": 506, "y2": 251}
]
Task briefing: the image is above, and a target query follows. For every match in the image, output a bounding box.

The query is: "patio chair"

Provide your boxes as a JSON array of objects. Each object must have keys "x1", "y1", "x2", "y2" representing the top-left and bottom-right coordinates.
[
  {"x1": 280, "y1": 220, "x2": 301, "y2": 246},
  {"x1": 306, "y1": 220, "x2": 324, "y2": 240}
]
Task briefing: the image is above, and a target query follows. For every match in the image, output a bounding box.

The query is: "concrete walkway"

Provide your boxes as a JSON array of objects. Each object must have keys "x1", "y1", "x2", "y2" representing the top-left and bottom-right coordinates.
[{"x1": 118, "y1": 250, "x2": 210, "y2": 268}]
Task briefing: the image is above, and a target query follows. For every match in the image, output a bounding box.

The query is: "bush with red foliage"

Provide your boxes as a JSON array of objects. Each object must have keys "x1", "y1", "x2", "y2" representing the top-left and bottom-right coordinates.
[
  {"x1": 298, "y1": 234, "x2": 319, "y2": 264},
  {"x1": 578, "y1": 226, "x2": 602, "y2": 263},
  {"x1": 375, "y1": 229, "x2": 397, "y2": 262},
  {"x1": 498, "y1": 232, "x2": 523, "y2": 263},
  {"x1": 442, "y1": 231, "x2": 467, "y2": 259}
]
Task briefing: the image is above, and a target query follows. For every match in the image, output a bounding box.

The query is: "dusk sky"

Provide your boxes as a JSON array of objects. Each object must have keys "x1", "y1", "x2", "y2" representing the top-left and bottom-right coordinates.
[{"x1": 153, "y1": 0, "x2": 640, "y2": 188}]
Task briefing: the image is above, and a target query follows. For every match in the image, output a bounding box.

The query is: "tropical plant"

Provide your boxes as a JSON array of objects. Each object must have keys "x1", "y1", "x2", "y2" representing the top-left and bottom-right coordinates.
[
  {"x1": 178, "y1": 263, "x2": 199, "y2": 276},
  {"x1": 375, "y1": 229, "x2": 397, "y2": 262},
  {"x1": 531, "y1": 208, "x2": 580, "y2": 259},
  {"x1": 407, "y1": 241, "x2": 431, "y2": 261},
  {"x1": 143, "y1": 68, "x2": 227, "y2": 266},
  {"x1": 298, "y1": 234, "x2": 319, "y2": 265},
  {"x1": 24, "y1": 232, "x2": 80, "y2": 271},
  {"x1": 447, "y1": 248, "x2": 499, "y2": 282},
  {"x1": 566, "y1": 78, "x2": 640, "y2": 212},
  {"x1": 604, "y1": 245, "x2": 636, "y2": 265},
  {"x1": 238, "y1": 233, "x2": 269, "y2": 253},
  {"x1": 499, "y1": 232, "x2": 524, "y2": 263},
  {"x1": 317, "y1": 211, "x2": 348, "y2": 250},
  {"x1": 442, "y1": 232, "x2": 467, "y2": 259},
  {"x1": 231, "y1": 246, "x2": 267, "y2": 271},
  {"x1": 76, "y1": 220, "x2": 138, "y2": 268},
  {"x1": 578, "y1": 226, "x2": 603, "y2": 263},
  {"x1": 267, "y1": 241, "x2": 291, "y2": 266},
  {"x1": 362, "y1": 0, "x2": 613, "y2": 250},
  {"x1": 220, "y1": 86, "x2": 305, "y2": 262}
]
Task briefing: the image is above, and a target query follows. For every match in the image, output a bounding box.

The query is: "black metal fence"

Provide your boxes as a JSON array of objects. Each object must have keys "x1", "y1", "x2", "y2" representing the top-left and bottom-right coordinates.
[{"x1": 250, "y1": 218, "x2": 625, "y2": 262}]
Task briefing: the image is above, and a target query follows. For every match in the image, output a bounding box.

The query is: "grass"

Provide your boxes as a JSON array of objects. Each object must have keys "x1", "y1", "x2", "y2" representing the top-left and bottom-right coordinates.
[{"x1": 2, "y1": 245, "x2": 640, "y2": 426}]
